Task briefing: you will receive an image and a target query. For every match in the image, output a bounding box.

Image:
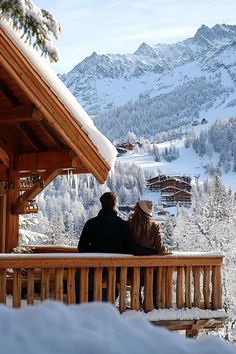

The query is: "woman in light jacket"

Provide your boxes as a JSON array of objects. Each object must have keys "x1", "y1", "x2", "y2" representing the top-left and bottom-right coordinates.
[{"x1": 128, "y1": 199, "x2": 169, "y2": 255}]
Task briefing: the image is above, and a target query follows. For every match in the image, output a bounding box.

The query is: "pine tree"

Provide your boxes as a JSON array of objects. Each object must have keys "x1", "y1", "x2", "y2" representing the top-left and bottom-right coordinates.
[{"x1": 0, "y1": 0, "x2": 61, "y2": 62}]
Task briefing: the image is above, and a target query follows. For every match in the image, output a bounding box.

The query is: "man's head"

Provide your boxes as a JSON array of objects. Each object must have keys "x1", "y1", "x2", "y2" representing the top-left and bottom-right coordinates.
[{"x1": 100, "y1": 192, "x2": 118, "y2": 210}]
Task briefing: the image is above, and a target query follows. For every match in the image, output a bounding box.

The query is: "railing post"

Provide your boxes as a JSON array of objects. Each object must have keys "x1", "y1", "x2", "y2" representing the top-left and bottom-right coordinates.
[
  {"x1": 185, "y1": 266, "x2": 192, "y2": 308},
  {"x1": 41, "y1": 269, "x2": 50, "y2": 301},
  {"x1": 176, "y1": 266, "x2": 184, "y2": 309},
  {"x1": 119, "y1": 267, "x2": 127, "y2": 313},
  {"x1": 107, "y1": 267, "x2": 116, "y2": 304},
  {"x1": 55, "y1": 268, "x2": 64, "y2": 301},
  {"x1": 13, "y1": 269, "x2": 21, "y2": 308},
  {"x1": 0, "y1": 269, "x2": 6, "y2": 304},
  {"x1": 94, "y1": 267, "x2": 103, "y2": 301},
  {"x1": 27, "y1": 269, "x2": 35, "y2": 305},
  {"x1": 165, "y1": 266, "x2": 173, "y2": 309},
  {"x1": 131, "y1": 267, "x2": 140, "y2": 310},
  {"x1": 156, "y1": 267, "x2": 166, "y2": 309},
  {"x1": 211, "y1": 265, "x2": 222, "y2": 310},
  {"x1": 80, "y1": 267, "x2": 89, "y2": 303},
  {"x1": 143, "y1": 267, "x2": 154, "y2": 313},
  {"x1": 193, "y1": 267, "x2": 201, "y2": 308},
  {"x1": 67, "y1": 268, "x2": 76, "y2": 304},
  {"x1": 203, "y1": 266, "x2": 210, "y2": 309}
]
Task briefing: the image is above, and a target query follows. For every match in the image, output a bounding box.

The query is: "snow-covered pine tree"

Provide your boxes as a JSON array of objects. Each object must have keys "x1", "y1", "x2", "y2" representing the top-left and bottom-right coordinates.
[{"x1": 0, "y1": 0, "x2": 61, "y2": 62}]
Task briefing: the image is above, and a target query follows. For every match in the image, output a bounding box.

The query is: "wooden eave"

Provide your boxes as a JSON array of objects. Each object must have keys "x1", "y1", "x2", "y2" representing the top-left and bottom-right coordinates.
[{"x1": 0, "y1": 26, "x2": 111, "y2": 183}]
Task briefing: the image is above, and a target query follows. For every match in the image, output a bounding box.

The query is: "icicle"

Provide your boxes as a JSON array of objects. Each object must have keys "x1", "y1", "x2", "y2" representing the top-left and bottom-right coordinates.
[
  {"x1": 87, "y1": 174, "x2": 90, "y2": 188},
  {"x1": 75, "y1": 174, "x2": 78, "y2": 199}
]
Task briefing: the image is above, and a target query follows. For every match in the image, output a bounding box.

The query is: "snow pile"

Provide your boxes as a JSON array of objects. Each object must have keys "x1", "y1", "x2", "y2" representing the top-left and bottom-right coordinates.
[
  {"x1": 0, "y1": 301, "x2": 234, "y2": 354},
  {"x1": 0, "y1": 20, "x2": 117, "y2": 170},
  {"x1": 122, "y1": 307, "x2": 226, "y2": 321}
]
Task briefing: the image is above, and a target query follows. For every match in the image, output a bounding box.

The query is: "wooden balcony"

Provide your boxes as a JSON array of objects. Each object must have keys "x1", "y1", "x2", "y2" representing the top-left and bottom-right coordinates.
[
  {"x1": 0, "y1": 252, "x2": 223, "y2": 306},
  {"x1": 0, "y1": 251, "x2": 226, "y2": 336}
]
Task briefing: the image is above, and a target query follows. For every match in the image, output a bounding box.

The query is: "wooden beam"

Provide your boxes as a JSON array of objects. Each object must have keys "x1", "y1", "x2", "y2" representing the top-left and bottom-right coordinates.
[
  {"x1": 18, "y1": 150, "x2": 84, "y2": 171},
  {"x1": 0, "y1": 146, "x2": 9, "y2": 167},
  {"x1": 12, "y1": 169, "x2": 61, "y2": 214},
  {"x1": 0, "y1": 105, "x2": 43, "y2": 124},
  {"x1": 0, "y1": 79, "x2": 20, "y2": 106},
  {"x1": 19, "y1": 122, "x2": 45, "y2": 151},
  {"x1": 40, "y1": 120, "x2": 65, "y2": 149},
  {"x1": 5, "y1": 155, "x2": 19, "y2": 252}
]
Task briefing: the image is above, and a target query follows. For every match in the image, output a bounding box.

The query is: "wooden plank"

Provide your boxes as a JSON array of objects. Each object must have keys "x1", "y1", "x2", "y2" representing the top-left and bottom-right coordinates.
[
  {"x1": 165, "y1": 266, "x2": 173, "y2": 308},
  {"x1": 156, "y1": 267, "x2": 166, "y2": 309},
  {"x1": 55, "y1": 268, "x2": 64, "y2": 301},
  {"x1": 144, "y1": 267, "x2": 154, "y2": 313},
  {"x1": 185, "y1": 266, "x2": 192, "y2": 308},
  {"x1": 67, "y1": 268, "x2": 76, "y2": 304},
  {"x1": 131, "y1": 267, "x2": 140, "y2": 310},
  {"x1": 203, "y1": 266, "x2": 210, "y2": 309},
  {"x1": 0, "y1": 105, "x2": 39, "y2": 124},
  {"x1": 0, "y1": 269, "x2": 6, "y2": 303},
  {"x1": 176, "y1": 266, "x2": 184, "y2": 309},
  {"x1": 40, "y1": 268, "x2": 50, "y2": 301},
  {"x1": 27, "y1": 269, "x2": 35, "y2": 305},
  {"x1": 107, "y1": 267, "x2": 116, "y2": 304},
  {"x1": 13, "y1": 269, "x2": 21, "y2": 308},
  {"x1": 212, "y1": 265, "x2": 222, "y2": 310},
  {"x1": 0, "y1": 146, "x2": 9, "y2": 167},
  {"x1": 5, "y1": 156, "x2": 20, "y2": 252},
  {"x1": 79, "y1": 267, "x2": 89, "y2": 303},
  {"x1": 193, "y1": 267, "x2": 201, "y2": 308},
  {"x1": 119, "y1": 267, "x2": 127, "y2": 313},
  {"x1": 151, "y1": 318, "x2": 226, "y2": 331},
  {"x1": 0, "y1": 194, "x2": 6, "y2": 253},
  {"x1": 94, "y1": 267, "x2": 103, "y2": 302},
  {"x1": 18, "y1": 150, "x2": 83, "y2": 171},
  {"x1": 0, "y1": 254, "x2": 224, "y2": 270}
]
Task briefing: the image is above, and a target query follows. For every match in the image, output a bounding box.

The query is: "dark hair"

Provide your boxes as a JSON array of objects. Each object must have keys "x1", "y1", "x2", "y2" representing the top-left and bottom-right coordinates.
[{"x1": 100, "y1": 192, "x2": 118, "y2": 209}]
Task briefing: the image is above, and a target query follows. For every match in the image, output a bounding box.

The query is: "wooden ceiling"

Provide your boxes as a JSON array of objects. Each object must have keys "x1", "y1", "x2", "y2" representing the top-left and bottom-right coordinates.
[{"x1": 0, "y1": 65, "x2": 67, "y2": 154}]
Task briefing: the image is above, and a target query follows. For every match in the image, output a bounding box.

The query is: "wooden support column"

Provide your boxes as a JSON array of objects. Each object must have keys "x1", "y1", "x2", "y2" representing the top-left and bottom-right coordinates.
[{"x1": 5, "y1": 155, "x2": 19, "y2": 252}]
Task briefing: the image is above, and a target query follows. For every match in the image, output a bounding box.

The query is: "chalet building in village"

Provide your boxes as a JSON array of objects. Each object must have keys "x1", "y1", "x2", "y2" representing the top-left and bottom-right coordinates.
[{"x1": 147, "y1": 175, "x2": 192, "y2": 206}]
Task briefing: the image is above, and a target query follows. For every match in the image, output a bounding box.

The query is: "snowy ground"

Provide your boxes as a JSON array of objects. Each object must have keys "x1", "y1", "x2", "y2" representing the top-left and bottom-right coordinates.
[
  {"x1": 0, "y1": 301, "x2": 234, "y2": 354},
  {"x1": 118, "y1": 141, "x2": 236, "y2": 192}
]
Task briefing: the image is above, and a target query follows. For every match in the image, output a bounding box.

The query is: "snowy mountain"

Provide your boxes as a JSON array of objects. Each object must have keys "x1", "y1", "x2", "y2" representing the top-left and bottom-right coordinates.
[{"x1": 60, "y1": 24, "x2": 236, "y2": 141}]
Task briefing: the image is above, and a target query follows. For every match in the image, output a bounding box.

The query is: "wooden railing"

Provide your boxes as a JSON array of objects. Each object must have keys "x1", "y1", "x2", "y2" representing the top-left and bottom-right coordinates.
[{"x1": 0, "y1": 252, "x2": 223, "y2": 312}]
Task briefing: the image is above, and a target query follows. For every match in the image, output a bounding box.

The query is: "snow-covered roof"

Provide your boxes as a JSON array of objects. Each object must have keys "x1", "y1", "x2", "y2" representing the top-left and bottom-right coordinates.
[{"x1": 0, "y1": 19, "x2": 117, "y2": 177}]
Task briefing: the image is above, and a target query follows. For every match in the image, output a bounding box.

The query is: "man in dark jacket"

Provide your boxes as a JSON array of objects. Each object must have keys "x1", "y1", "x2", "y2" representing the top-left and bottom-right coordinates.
[{"x1": 75, "y1": 192, "x2": 133, "y2": 303}]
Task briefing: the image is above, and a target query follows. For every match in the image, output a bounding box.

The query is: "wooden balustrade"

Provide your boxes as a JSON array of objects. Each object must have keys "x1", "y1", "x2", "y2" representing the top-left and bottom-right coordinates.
[{"x1": 0, "y1": 252, "x2": 223, "y2": 312}]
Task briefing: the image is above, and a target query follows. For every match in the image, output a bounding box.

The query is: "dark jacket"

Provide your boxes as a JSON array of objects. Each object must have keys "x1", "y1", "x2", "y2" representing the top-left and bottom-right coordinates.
[{"x1": 78, "y1": 208, "x2": 133, "y2": 254}]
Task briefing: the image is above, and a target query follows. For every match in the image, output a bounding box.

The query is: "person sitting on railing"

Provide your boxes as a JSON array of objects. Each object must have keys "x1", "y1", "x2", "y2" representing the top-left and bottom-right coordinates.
[
  {"x1": 128, "y1": 200, "x2": 169, "y2": 256},
  {"x1": 75, "y1": 191, "x2": 134, "y2": 303}
]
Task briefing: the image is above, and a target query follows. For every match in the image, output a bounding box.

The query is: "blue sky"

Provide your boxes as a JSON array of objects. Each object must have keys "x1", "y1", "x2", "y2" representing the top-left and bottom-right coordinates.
[{"x1": 36, "y1": 0, "x2": 236, "y2": 74}]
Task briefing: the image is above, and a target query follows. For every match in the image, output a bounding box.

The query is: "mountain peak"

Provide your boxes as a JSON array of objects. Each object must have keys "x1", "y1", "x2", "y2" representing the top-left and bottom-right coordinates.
[
  {"x1": 134, "y1": 42, "x2": 157, "y2": 57},
  {"x1": 194, "y1": 24, "x2": 236, "y2": 45}
]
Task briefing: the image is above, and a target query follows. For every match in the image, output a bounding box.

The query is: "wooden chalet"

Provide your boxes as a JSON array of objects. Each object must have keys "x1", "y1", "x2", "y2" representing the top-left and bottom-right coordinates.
[
  {"x1": 0, "y1": 22, "x2": 226, "y2": 338},
  {"x1": 161, "y1": 190, "x2": 192, "y2": 207},
  {"x1": 0, "y1": 22, "x2": 116, "y2": 253},
  {"x1": 148, "y1": 176, "x2": 192, "y2": 193}
]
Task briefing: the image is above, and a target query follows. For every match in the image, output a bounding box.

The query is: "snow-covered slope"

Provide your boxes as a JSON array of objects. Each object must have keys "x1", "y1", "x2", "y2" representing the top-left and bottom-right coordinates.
[{"x1": 60, "y1": 24, "x2": 236, "y2": 136}]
